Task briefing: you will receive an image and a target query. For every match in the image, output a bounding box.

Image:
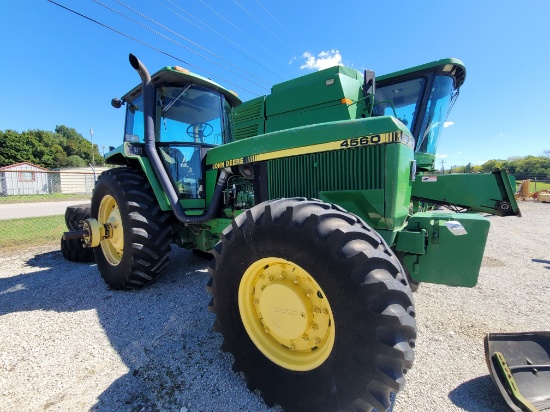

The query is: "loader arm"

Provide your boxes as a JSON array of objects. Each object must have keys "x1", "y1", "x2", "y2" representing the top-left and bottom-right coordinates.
[{"x1": 411, "y1": 169, "x2": 520, "y2": 216}]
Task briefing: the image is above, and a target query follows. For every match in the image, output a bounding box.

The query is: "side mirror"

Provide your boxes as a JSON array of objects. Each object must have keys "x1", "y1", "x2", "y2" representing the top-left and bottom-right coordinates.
[{"x1": 111, "y1": 98, "x2": 123, "y2": 109}]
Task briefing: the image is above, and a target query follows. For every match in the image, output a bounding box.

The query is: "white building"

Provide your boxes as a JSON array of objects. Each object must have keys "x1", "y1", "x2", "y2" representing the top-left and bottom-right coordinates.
[
  {"x1": 0, "y1": 162, "x2": 50, "y2": 196},
  {"x1": 56, "y1": 166, "x2": 111, "y2": 195}
]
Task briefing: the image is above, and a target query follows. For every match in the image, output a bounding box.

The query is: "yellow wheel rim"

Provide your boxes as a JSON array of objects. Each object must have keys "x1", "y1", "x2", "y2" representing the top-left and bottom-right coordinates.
[
  {"x1": 238, "y1": 257, "x2": 335, "y2": 371},
  {"x1": 98, "y1": 195, "x2": 124, "y2": 266}
]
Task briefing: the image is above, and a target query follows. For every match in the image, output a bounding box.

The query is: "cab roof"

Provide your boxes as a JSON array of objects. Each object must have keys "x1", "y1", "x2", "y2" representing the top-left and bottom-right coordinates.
[
  {"x1": 121, "y1": 66, "x2": 242, "y2": 107},
  {"x1": 376, "y1": 58, "x2": 466, "y2": 89}
]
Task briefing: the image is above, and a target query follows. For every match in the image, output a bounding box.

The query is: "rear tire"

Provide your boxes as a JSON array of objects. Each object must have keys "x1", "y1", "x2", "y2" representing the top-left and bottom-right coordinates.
[
  {"x1": 91, "y1": 167, "x2": 173, "y2": 290},
  {"x1": 60, "y1": 236, "x2": 95, "y2": 262},
  {"x1": 61, "y1": 203, "x2": 95, "y2": 263},
  {"x1": 65, "y1": 203, "x2": 92, "y2": 231},
  {"x1": 208, "y1": 198, "x2": 416, "y2": 412}
]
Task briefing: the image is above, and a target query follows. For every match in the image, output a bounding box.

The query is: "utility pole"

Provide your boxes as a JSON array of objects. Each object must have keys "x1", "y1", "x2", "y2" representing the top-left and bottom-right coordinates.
[
  {"x1": 440, "y1": 159, "x2": 445, "y2": 174},
  {"x1": 90, "y1": 127, "x2": 95, "y2": 166}
]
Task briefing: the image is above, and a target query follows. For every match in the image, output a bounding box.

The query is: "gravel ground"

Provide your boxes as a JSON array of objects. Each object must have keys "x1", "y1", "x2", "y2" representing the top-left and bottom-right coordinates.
[{"x1": 0, "y1": 201, "x2": 548, "y2": 412}]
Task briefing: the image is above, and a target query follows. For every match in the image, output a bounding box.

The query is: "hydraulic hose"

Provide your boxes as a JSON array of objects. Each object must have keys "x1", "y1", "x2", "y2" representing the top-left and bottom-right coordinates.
[{"x1": 128, "y1": 54, "x2": 229, "y2": 224}]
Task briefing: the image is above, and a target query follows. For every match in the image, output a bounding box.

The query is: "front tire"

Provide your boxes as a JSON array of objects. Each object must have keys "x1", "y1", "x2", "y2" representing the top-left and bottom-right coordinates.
[
  {"x1": 91, "y1": 167, "x2": 173, "y2": 290},
  {"x1": 208, "y1": 198, "x2": 416, "y2": 412}
]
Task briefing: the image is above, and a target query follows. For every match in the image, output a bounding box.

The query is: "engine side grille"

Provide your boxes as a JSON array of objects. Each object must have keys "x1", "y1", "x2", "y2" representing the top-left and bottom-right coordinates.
[
  {"x1": 234, "y1": 124, "x2": 262, "y2": 140},
  {"x1": 267, "y1": 145, "x2": 385, "y2": 199},
  {"x1": 233, "y1": 98, "x2": 263, "y2": 122}
]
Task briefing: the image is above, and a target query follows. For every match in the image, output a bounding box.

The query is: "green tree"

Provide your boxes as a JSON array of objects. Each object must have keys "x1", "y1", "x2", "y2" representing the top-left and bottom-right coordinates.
[
  {"x1": 478, "y1": 155, "x2": 550, "y2": 179},
  {"x1": 0, "y1": 126, "x2": 104, "y2": 169},
  {"x1": 0, "y1": 130, "x2": 35, "y2": 166},
  {"x1": 24, "y1": 130, "x2": 56, "y2": 168},
  {"x1": 66, "y1": 155, "x2": 86, "y2": 167},
  {"x1": 54, "y1": 125, "x2": 103, "y2": 166},
  {"x1": 480, "y1": 159, "x2": 506, "y2": 173}
]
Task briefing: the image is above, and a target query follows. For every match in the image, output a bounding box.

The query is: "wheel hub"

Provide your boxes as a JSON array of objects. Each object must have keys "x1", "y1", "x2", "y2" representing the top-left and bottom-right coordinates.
[
  {"x1": 238, "y1": 258, "x2": 335, "y2": 371},
  {"x1": 97, "y1": 195, "x2": 124, "y2": 266},
  {"x1": 259, "y1": 282, "x2": 310, "y2": 340}
]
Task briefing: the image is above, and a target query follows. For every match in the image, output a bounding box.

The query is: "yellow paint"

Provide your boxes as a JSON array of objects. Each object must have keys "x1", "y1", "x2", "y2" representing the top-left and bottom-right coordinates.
[
  {"x1": 98, "y1": 195, "x2": 124, "y2": 266},
  {"x1": 211, "y1": 131, "x2": 412, "y2": 169},
  {"x1": 238, "y1": 257, "x2": 335, "y2": 371}
]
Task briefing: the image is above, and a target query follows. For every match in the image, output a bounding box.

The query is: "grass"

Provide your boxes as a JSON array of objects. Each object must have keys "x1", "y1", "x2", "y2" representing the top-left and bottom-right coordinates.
[
  {"x1": 529, "y1": 181, "x2": 550, "y2": 192},
  {"x1": 516, "y1": 180, "x2": 550, "y2": 192},
  {"x1": 0, "y1": 193, "x2": 90, "y2": 204},
  {"x1": 0, "y1": 215, "x2": 66, "y2": 249}
]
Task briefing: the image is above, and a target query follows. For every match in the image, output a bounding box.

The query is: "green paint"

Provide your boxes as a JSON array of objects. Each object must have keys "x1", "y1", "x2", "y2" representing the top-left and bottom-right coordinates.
[
  {"x1": 121, "y1": 66, "x2": 241, "y2": 108},
  {"x1": 104, "y1": 56, "x2": 523, "y2": 290},
  {"x1": 412, "y1": 170, "x2": 520, "y2": 216},
  {"x1": 206, "y1": 116, "x2": 411, "y2": 166},
  {"x1": 398, "y1": 212, "x2": 490, "y2": 287},
  {"x1": 383, "y1": 144, "x2": 414, "y2": 230},
  {"x1": 318, "y1": 190, "x2": 385, "y2": 229}
]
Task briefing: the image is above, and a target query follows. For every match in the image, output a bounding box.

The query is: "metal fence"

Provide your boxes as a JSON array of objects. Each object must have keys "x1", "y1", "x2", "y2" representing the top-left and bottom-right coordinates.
[
  {"x1": 526, "y1": 179, "x2": 550, "y2": 191},
  {"x1": 0, "y1": 169, "x2": 548, "y2": 250},
  {"x1": 0, "y1": 171, "x2": 97, "y2": 249},
  {"x1": 0, "y1": 170, "x2": 98, "y2": 197}
]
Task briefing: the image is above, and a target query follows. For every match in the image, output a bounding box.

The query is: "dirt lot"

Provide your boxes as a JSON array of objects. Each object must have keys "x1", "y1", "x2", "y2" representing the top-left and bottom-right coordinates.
[{"x1": 0, "y1": 201, "x2": 548, "y2": 412}]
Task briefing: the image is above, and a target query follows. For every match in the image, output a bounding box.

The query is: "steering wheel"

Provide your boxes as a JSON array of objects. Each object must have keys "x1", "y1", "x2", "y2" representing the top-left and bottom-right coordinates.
[{"x1": 186, "y1": 122, "x2": 214, "y2": 140}]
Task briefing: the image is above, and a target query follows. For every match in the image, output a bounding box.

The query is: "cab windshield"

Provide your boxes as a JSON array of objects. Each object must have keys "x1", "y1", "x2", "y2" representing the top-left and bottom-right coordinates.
[
  {"x1": 416, "y1": 76, "x2": 456, "y2": 154},
  {"x1": 156, "y1": 85, "x2": 229, "y2": 145},
  {"x1": 123, "y1": 84, "x2": 232, "y2": 200},
  {"x1": 374, "y1": 75, "x2": 458, "y2": 155}
]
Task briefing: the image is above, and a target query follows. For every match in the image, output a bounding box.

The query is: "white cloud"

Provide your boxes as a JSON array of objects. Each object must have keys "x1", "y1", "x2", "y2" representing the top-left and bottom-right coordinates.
[
  {"x1": 300, "y1": 49, "x2": 343, "y2": 71},
  {"x1": 436, "y1": 154, "x2": 448, "y2": 158},
  {"x1": 443, "y1": 121, "x2": 454, "y2": 128},
  {"x1": 288, "y1": 56, "x2": 297, "y2": 65}
]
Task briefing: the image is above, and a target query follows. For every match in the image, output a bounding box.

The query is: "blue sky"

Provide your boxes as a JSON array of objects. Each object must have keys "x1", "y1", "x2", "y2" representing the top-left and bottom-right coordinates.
[{"x1": 1, "y1": 0, "x2": 549, "y2": 168}]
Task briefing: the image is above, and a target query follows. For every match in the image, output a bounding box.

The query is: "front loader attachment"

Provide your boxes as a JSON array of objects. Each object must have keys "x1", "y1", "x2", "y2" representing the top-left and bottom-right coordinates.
[
  {"x1": 411, "y1": 169, "x2": 520, "y2": 216},
  {"x1": 485, "y1": 332, "x2": 550, "y2": 412}
]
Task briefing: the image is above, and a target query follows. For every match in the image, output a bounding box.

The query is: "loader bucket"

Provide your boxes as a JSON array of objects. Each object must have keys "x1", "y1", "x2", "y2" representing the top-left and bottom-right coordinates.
[{"x1": 485, "y1": 332, "x2": 550, "y2": 411}]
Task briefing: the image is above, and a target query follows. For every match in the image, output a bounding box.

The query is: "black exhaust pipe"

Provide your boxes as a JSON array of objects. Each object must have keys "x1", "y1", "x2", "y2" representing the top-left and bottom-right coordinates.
[{"x1": 129, "y1": 54, "x2": 229, "y2": 224}]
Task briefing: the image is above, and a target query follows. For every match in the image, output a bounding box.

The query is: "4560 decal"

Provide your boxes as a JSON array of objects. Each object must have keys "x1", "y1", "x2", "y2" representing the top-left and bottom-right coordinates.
[
  {"x1": 340, "y1": 135, "x2": 381, "y2": 148},
  {"x1": 209, "y1": 131, "x2": 414, "y2": 170}
]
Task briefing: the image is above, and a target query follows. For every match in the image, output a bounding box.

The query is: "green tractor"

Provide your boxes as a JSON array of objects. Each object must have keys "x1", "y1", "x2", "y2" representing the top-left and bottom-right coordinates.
[{"x1": 63, "y1": 54, "x2": 520, "y2": 411}]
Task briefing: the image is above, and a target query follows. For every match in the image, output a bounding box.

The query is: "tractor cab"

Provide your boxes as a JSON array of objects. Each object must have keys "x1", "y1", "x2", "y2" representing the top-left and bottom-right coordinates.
[
  {"x1": 374, "y1": 58, "x2": 466, "y2": 169},
  {"x1": 117, "y1": 65, "x2": 241, "y2": 199}
]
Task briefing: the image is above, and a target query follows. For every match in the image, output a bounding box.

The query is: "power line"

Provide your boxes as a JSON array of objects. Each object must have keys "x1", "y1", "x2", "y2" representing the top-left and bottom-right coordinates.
[
  {"x1": 157, "y1": 0, "x2": 207, "y2": 33},
  {"x1": 161, "y1": 0, "x2": 285, "y2": 80},
  {"x1": 233, "y1": 0, "x2": 292, "y2": 51},
  {"x1": 196, "y1": 0, "x2": 283, "y2": 63},
  {"x1": 95, "y1": 0, "x2": 271, "y2": 90},
  {"x1": 46, "y1": 0, "x2": 261, "y2": 96},
  {"x1": 111, "y1": 0, "x2": 272, "y2": 88},
  {"x1": 253, "y1": 0, "x2": 305, "y2": 50}
]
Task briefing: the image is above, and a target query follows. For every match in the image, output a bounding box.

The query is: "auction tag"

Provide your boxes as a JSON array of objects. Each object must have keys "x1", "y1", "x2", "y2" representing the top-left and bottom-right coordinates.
[
  {"x1": 445, "y1": 221, "x2": 468, "y2": 236},
  {"x1": 421, "y1": 176, "x2": 438, "y2": 182}
]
